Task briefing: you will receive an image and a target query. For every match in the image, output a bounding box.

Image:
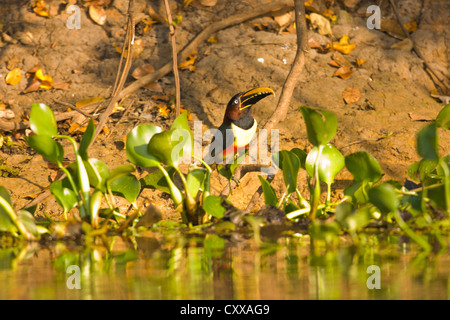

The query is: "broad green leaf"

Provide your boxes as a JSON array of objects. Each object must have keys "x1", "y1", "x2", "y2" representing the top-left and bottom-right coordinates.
[
  {"x1": 299, "y1": 106, "x2": 338, "y2": 146},
  {"x1": 345, "y1": 151, "x2": 383, "y2": 183},
  {"x1": 408, "y1": 159, "x2": 437, "y2": 182},
  {"x1": 148, "y1": 128, "x2": 191, "y2": 168},
  {"x1": 417, "y1": 123, "x2": 438, "y2": 161},
  {"x1": 203, "y1": 195, "x2": 226, "y2": 219},
  {"x1": 368, "y1": 183, "x2": 398, "y2": 213},
  {"x1": 306, "y1": 144, "x2": 344, "y2": 184},
  {"x1": 344, "y1": 181, "x2": 368, "y2": 205},
  {"x1": 26, "y1": 135, "x2": 64, "y2": 164},
  {"x1": 17, "y1": 210, "x2": 39, "y2": 238},
  {"x1": 277, "y1": 150, "x2": 300, "y2": 194},
  {"x1": 170, "y1": 112, "x2": 193, "y2": 148},
  {"x1": 140, "y1": 167, "x2": 176, "y2": 194},
  {"x1": 258, "y1": 175, "x2": 278, "y2": 207},
  {"x1": 186, "y1": 168, "x2": 206, "y2": 198},
  {"x1": 50, "y1": 179, "x2": 78, "y2": 214},
  {"x1": 126, "y1": 124, "x2": 162, "y2": 168},
  {"x1": 436, "y1": 103, "x2": 450, "y2": 130},
  {"x1": 109, "y1": 174, "x2": 141, "y2": 203},
  {"x1": 342, "y1": 206, "x2": 372, "y2": 232},
  {"x1": 290, "y1": 148, "x2": 307, "y2": 169},
  {"x1": 29, "y1": 103, "x2": 57, "y2": 137},
  {"x1": 108, "y1": 164, "x2": 135, "y2": 182},
  {"x1": 0, "y1": 187, "x2": 17, "y2": 234},
  {"x1": 79, "y1": 119, "x2": 95, "y2": 160},
  {"x1": 85, "y1": 158, "x2": 110, "y2": 191}
]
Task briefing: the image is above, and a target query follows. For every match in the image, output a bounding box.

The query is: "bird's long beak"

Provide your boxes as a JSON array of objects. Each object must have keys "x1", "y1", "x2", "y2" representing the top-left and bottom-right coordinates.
[{"x1": 239, "y1": 87, "x2": 274, "y2": 110}]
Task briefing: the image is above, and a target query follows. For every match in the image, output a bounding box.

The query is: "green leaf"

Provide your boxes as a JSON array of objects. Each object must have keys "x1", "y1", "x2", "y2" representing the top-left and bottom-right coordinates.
[
  {"x1": 140, "y1": 167, "x2": 176, "y2": 194},
  {"x1": 436, "y1": 103, "x2": 450, "y2": 130},
  {"x1": 368, "y1": 183, "x2": 398, "y2": 213},
  {"x1": 408, "y1": 159, "x2": 437, "y2": 182},
  {"x1": 49, "y1": 179, "x2": 78, "y2": 214},
  {"x1": 345, "y1": 151, "x2": 383, "y2": 183},
  {"x1": 126, "y1": 124, "x2": 162, "y2": 168},
  {"x1": 299, "y1": 106, "x2": 337, "y2": 146},
  {"x1": 26, "y1": 135, "x2": 64, "y2": 164},
  {"x1": 276, "y1": 150, "x2": 300, "y2": 194},
  {"x1": 79, "y1": 119, "x2": 95, "y2": 160},
  {"x1": 147, "y1": 129, "x2": 191, "y2": 168},
  {"x1": 203, "y1": 195, "x2": 226, "y2": 219},
  {"x1": 108, "y1": 164, "x2": 135, "y2": 182},
  {"x1": 170, "y1": 112, "x2": 193, "y2": 148},
  {"x1": 417, "y1": 123, "x2": 438, "y2": 161},
  {"x1": 186, "y1": 168, "x2": 206, "y2": 199},
  {"x1": 306, "y1": 144, "x2": 345, "y2": 184},
  {"x1": 109, "y1": 174, "x2": 141, "y2": 203},
  {"x1": 85, "y1": 158, "x2": 110, "y2": 191},
  {"x1": 258, "y1": 175, "x2": 278, "y2": 207},
  {"x1": 0, "y1": 187, "x2": 17, "y2": 234},
  {"x1": 17, "y1": 210, "x2": 39, "y2": 238},
  {"x1": 29, "y1": 103, "x2": 57, "y2": 137},
  {"x1": 344, "y1": 181, "x2": 368, "y2": 205},
  {"x1": 290, "y1": 148, "x2": 307, "y2": 169}
]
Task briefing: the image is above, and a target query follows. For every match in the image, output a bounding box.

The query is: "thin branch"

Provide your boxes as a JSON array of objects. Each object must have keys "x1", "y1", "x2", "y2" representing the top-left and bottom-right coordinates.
[
  {"x1": 245, "y1": 0, "x2": 307, "y2": 212},
  {"x1": 93, "y1": 0, "x2": 135, "y2": 141},
  {"x1": 163, "y1": 0, "x2": 181, "y2": 117},
  {"x1": 112, "y1": 0, "x2": 293, "y2": 103}
]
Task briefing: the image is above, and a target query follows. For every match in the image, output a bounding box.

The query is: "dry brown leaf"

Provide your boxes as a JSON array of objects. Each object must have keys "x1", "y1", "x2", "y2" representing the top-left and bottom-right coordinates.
[
  {"x1": 53, "y1": 82, "x2": 70, "y2": 90},
  {"x1": 408, "y1": 113, "x2": 434, "y2": 122},
  {"x1": 404, "y1": 21, "x2": 417, "y2": 33},
  {"x1": 355, "y1": 58, "x2": 366, "y2": 67},
  {"x1": 342, "y1": 87, "x2": 360, "y2": 104},
  {"x1": 334, "y1": 66, "x2": 353, "y2": 79},
  {"x1": 328, "y1": 35, "x2": 356, "y2": 54},
  {"x1": 332, "y1": 52, "x2": 352, "y2": 68},
  {"x1": 35, "y1": 69, "x2": 53, "y2": 89},
  {"x1": 309, "y1": 13, "x2": 332, "y2": 36},
  {"x1": 75, "y1": 96, "x2": 104, "y2": 109},
  {"x1": 6, "y1": 56, "x2": 20, "y2": 70},
  {"x1": 5, "y1": 68, "x2": 22, "y2": 85},
  {"x1": 391, "y1": 38, "x2": 413, "y2": 51},
  {"x1": 23, "y1": 78, "x2": 42, "y2": 93},
  {"x1": 274, "y1": 11, "x2": 293, "y2": 27},
  {"x1": 33, "y1": 0, "x2": 50, "y2": 18},
  {"x1": 131, "y1": 64, "x2": 155, "y2": 79},
  {"x1": 328, "y1": 60, "x2": 340, "y2": 68},
  {"x1": 178, "y1": 52, "x2": 197, "y2": 71},
  {"x1": 308, "y1": 37, "x2": 327, "y2": 53},
  {"x1": 321, "y1": 9, "x2": 337, "y2": 22},
  {"x1": 144, "y1": 82, "x2": 163, "y2": 92},
  {"x1": 89, "y1": 5, "x2": 106, "y2": 25}
]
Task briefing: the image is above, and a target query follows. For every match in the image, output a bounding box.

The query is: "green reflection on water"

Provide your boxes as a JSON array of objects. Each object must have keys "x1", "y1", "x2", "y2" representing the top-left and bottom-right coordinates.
[{"x1": 0, "y1": 234, "x2": 449, "y2": 299}]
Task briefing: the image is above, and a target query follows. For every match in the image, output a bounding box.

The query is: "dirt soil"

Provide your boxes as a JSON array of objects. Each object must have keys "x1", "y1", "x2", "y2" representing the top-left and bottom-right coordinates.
[{"x1": 0, "y1": 0, "x2": 449, "y2": 222}]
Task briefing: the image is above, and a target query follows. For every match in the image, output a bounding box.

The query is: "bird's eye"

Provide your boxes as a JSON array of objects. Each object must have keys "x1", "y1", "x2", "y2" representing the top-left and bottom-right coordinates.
[{"x1": 234, "y1": 99, "x2": 239, "y2": 105}]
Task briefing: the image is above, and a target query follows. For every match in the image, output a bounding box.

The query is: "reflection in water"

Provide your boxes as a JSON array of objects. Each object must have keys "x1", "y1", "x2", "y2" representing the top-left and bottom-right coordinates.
[{"x1": 0, "y1": 234, "x2": 449, "y2": 299}]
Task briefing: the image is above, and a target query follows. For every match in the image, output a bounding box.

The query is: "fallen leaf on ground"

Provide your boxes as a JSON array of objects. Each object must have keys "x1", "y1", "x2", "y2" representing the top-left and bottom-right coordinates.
[
  {"x1": 5, "y1": 68, "x2": 22, "y2": 85},
  {"x1": 331, "y1": 52, "x2": 352, "y2": 68},
  {"x1": 132, "y1": 64, "x2": 155, "y2": 79},
  {"x1": 355, "y1": 58, "x2": 366, "y2": 67},
  {"x1": 32, "y1": 0, "x2": 50, "y2": 18},
  {"x1": 321, "y1": 9, "x2": 337, "y2": 23},
  {"x1": 274, "y1": 11, "x2": 293, "y2": 27},
  {"x1": 408, "y1": 113, "x2": 434, "y2": 122},
  {"x1": 199, "y1": 0, "x2": 217, "y2": 6},
  {"x1": 334, "y1": 66, "x2": 353, "y2": 79},
  {"x1": 157, "y1": 104, "x2": 170, "y2": 118},
  {"x1": 309, "y1": 13, "x2": 332, "y2": 36},
  {"x1": 35, "y1": 69, "x2": 53, "y2": 89},
  {"x1": 342, "y1": 87, "x2": 361, "y2": 104},
  {"x1": 308, "y1": 37, "x2": 328, "y2": 53},
  {"x1": 178, "y1": 52, "x2": 197, "y2": 71},
  {"x1": 23, "y1": 78, "x2": 41, "y2": 93},
  {"x1": 328, "y1": 35, "x2": 356, "y2": 54},
  {"x1": 89, "y1": 5, "x2": 106, "y2": 25},
  {"x1": 53, "y1": 82, "x2": 70, "y2": 90},
  {"x1": 75, "y1": 96, "x2": 104, "y2": 108}
]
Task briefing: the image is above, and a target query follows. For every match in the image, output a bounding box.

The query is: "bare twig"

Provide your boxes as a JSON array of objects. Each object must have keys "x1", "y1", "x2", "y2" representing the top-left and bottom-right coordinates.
[
  {"x1": 245, "y1": 0, "x2": 307, "y2": 212},
  {"x1": 93, "y1": 0, "x2": 135, "y2": 141},
  {"x1": 163, "y1": 0, "x2": 181, "y2": 117},
  {"x1": 388, "y1": 0, "x2": 448, "y2": 93},
  {"x1": 112, "y1": 0, "x2": 293, "y2": 103}
]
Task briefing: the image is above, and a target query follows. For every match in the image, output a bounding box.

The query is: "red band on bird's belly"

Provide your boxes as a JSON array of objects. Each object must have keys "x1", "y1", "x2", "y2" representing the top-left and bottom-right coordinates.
[{"x1": 222, "y1": 143, "x2": 248, "y2": 159}]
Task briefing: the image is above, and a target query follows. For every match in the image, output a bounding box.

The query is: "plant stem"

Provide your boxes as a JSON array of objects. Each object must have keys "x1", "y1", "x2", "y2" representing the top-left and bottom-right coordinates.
[
  {"x1": 310, "y1": 145, "x2": 324, "y2": 221},
  {"x1": 0, "y1": 197, "x2": 36, "y2": 240},
  {"x1": 393, "y1": 209, "x2": 431, "y2": 252}
]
